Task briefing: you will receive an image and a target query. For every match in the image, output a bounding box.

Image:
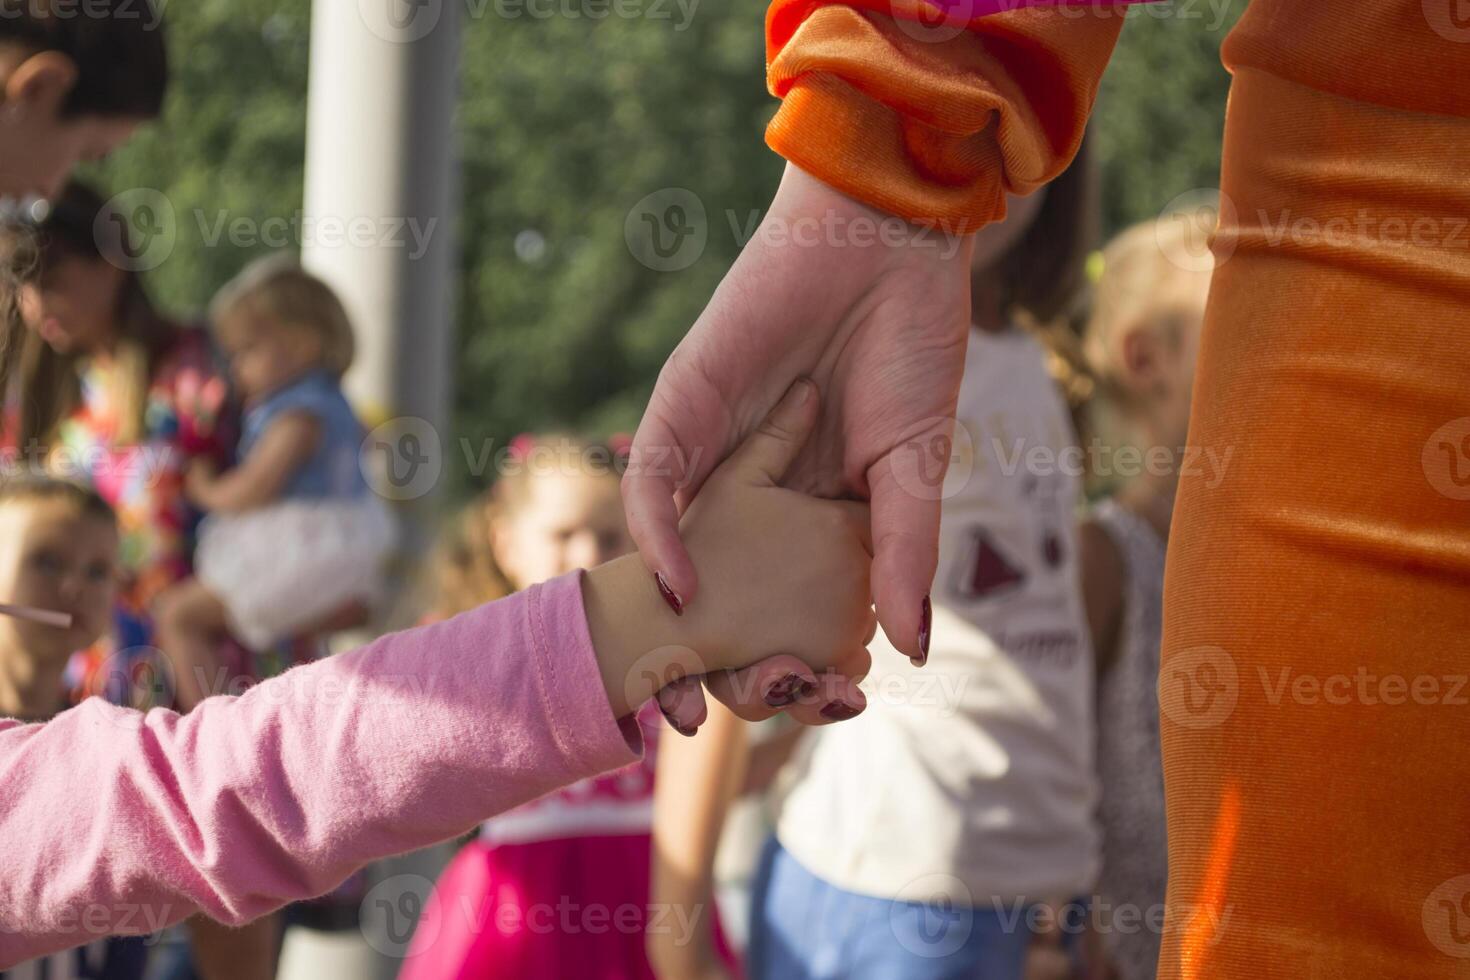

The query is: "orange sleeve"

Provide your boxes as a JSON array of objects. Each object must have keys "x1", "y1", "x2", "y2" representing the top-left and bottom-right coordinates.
[{"x1": 765, "y1": 1, "x2": 1127, "y2": 230}]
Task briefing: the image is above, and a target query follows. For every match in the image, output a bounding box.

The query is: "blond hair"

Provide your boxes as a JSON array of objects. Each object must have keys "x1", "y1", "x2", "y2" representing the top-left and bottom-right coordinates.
[
  {"x1": 1064, "y1": 209, "x2": 1216, "y2": 496},
  {"x1": 210, "y1": 256, "x2": 356, "y2": 376},
  {"x1": 419, "y1": 434, "x2": 628, "y2": 621}
]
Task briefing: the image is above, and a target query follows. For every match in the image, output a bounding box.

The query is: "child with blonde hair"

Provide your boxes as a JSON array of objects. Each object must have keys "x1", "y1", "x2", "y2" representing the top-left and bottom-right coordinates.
[
  {"x1": 1078, "y1": 211, "x2": 1214, "y2": 980},
  {"x1": 155, "y1": 256, "x2": 396, "y2": 709}
]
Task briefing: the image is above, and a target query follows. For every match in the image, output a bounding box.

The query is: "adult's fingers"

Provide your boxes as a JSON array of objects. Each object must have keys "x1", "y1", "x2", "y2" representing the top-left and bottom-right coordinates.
[
  {"x1": 654, "y1": 676, "x2": 707, "y2": 737},
  {"x1": 866, "y1": 443, "x2": 944, "y2": 664},
  {"x1": 705, "y1": 649, "x2": 871, "y2": 726},
  {"x1": 703, "y1": 655, "x2": 817, "y2": 724},
  {"x1": 723, "y1": 378, "x2": 818, "y2": 487},
  {"x1": 623, "y1": 403, "x2": 707, "y2": 608}
]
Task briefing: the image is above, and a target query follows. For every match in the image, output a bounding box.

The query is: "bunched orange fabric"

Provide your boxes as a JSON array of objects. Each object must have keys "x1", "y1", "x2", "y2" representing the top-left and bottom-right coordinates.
[
  {"x1": 766, "y1": 0, "x2": 1470, "y2": 976},
  {"x1": 765, "y1": 0, "x2": 1127, "y2": 230}
]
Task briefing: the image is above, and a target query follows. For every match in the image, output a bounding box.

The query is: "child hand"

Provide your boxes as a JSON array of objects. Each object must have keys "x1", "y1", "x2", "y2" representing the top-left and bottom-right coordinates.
[{"x1": 584, "y1": 379, "x2": 876, "y2": 721}]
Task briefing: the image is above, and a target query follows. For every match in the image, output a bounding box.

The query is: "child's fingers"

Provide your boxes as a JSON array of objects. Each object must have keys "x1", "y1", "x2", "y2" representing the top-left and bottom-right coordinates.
[
  {"x1": 655, "y1": 677, "x2": 708, "y2": 736},
  {"x1": 723, "y1": 378, "x2": 819, "y2": 487},
  {"x1": 706, "y1": 659, "x2": 870, "y2": 727},
  {"x1": 705, "y1": 655, "x2": 819, "y2": 723},
  {"x1": 780, "y1": 672, "x2": 868, "y2": 727}
]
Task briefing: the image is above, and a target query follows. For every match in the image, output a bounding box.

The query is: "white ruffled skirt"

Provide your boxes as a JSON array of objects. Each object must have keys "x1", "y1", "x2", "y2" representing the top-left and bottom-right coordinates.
[{"x1": 195, "y1": 495, "x2": 398, "y2": 650}]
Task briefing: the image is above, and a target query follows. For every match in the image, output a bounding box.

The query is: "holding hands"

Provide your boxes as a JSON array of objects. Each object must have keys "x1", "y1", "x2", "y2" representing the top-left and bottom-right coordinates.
[{"x1": 584, "y1": 379, "x2": 875, "y2": 726}]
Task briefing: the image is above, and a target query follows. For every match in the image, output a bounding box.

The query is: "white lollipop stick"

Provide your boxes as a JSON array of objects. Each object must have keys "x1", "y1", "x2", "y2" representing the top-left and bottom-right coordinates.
[{"x1": 0, "y1": 603, "x2": 73, "y2": 628}]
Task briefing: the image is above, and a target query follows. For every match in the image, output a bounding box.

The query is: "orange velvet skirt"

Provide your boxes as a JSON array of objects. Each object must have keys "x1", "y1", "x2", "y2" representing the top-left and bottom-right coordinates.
[{"x1": 1158, "y1": 5, "x2": 1470, "y2": 976}]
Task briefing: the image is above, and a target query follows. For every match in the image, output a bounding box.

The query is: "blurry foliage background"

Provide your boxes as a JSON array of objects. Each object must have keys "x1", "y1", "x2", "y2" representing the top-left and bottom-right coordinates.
[{"x1": 91, "y1": 0, "x2": 1244, "y2": 494}]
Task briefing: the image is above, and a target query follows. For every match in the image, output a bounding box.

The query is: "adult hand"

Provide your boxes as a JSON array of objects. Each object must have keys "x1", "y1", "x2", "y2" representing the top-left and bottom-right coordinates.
[{"x1": 625, "y1": 163, "x2": 974, "y2": 730}]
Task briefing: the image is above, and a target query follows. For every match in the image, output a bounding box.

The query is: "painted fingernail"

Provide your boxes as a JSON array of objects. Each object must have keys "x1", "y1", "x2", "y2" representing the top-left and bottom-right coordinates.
[
  {"x1": 764, "y1": 674, "x2": 816, "y2": 708},
  {"x1": 654, "y1": 572, "x2": 684, "y2": 616},
  {"x1": 914, "y1": 594, "x2": 932, "y2": 666},
  {"x1": 820, "y1": 701, "x2": 863, "y2": 721}
]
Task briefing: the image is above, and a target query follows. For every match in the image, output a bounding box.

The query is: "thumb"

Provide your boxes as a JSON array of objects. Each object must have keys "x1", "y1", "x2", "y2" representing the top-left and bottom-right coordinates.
[
  {"x1": 866, "y1": 448, "x2": 942, "y2": 664},
  {"x1": 724, "y1": 378, "x2": 819, "y2": 486}
]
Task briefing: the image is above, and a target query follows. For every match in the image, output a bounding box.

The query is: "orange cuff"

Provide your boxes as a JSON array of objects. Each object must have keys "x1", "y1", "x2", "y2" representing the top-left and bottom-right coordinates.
[{"x1": 765, "y1": 1, "x2": 1126, "y2": 230}]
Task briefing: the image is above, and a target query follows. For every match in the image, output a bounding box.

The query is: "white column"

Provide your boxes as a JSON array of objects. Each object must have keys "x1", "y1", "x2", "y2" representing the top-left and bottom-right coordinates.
[{"x1": 301, "y1": 0, "x2": 460, "y2": 519}]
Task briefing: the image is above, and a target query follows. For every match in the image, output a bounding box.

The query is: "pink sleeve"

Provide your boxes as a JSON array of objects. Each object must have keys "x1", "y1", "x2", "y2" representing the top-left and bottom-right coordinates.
[{"x1": 0, "y1": 570, "x2": 639, "y2": 967}]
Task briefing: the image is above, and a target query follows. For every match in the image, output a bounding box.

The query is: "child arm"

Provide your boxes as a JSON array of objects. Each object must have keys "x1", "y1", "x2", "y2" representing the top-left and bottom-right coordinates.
[
  {"x1": 648, "y1": 699, "x2": 749, "y2": 980},
  {"x1": 0, "y1": 380, "x2": 874, "y2": 968},
  {"x1": 186, "y1": 410, "x2": 321, "y2": 513},
  {"x1": 1079, "y1": 517, "x2": 1125, "y2": 677},
  {"x1": 0, "y1": 573, "x2": 638, "y2": 967}
]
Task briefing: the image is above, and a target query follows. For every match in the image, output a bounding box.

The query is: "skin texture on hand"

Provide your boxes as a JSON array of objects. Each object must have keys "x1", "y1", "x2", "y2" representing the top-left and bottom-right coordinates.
[
  {"x1": 624, "y1": 164, "x2": 973, "y2": 728},
  {"x1": 588, "y1": 380, "x2": 874, "y2": 722}
]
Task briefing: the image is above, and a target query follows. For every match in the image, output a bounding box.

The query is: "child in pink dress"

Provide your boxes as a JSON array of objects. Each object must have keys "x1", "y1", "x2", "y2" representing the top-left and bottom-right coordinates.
[{"x1": 399, "y1": 434, "x2": 732, "y2": 979}]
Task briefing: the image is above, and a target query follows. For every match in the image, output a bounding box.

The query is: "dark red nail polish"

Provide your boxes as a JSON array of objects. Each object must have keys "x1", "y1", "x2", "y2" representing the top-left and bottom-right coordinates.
[
  {"x1": 820, "y1": 701, "x2": 863, "y2": 721},
  {"x1": 656, "y1": 700, "x2": 697, "y2": 736},
  {"x1": 764, "y1": 674, "x2": 815, "y2": 708},
  {"x1": 915, "y1": 594, "x2": 932, "y2": 665},
  {"x1": 654, "y1": 572, "x2": 684, "y2": 616}
]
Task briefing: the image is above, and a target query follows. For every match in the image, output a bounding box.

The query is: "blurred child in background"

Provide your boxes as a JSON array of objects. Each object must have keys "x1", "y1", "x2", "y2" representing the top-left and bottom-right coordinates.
[
  {"x1": 401, "y1": 434, "x2": 730, "y2": 980},
  {"x1": 155, "y1": 256, "x2": 395, "y2": 711},
  {"x1": 727, "y1": 144, "x2": 1100, "y2": 980},
  {"x1": 1076, "y1": 214, "x2": 1214, "y2": 980},
  {"x1": 1, "y1": 181, "x2": 234, "y2": 697},
  {"x1": 0, "y1": 478, "x2": 139, "y2": 977}
]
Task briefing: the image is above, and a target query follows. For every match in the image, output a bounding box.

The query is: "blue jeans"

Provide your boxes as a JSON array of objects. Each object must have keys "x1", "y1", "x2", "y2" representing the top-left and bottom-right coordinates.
[{"x1": 748, "y1": 837, "x2": 1033, "y2": 980}]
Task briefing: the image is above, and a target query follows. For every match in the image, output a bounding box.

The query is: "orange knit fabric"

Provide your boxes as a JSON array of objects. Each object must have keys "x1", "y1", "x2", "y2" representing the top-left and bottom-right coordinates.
[{"x1": 766, "y1": 1, "x2": 1470, "y2": 975}]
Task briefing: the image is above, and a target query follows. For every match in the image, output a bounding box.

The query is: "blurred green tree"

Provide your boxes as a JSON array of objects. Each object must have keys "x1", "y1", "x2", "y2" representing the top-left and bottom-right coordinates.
[{"x1": 94, "y1": 0, "x2": 1244, "y2": 495}]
